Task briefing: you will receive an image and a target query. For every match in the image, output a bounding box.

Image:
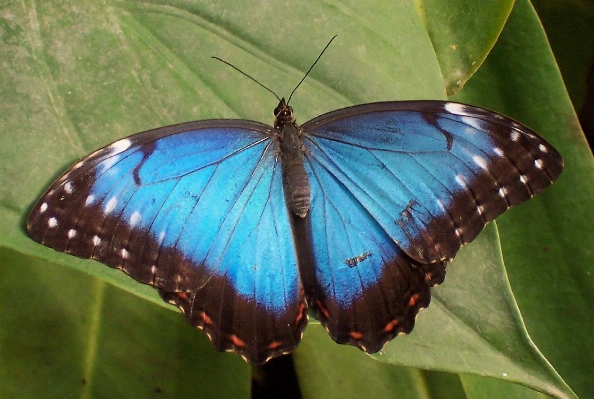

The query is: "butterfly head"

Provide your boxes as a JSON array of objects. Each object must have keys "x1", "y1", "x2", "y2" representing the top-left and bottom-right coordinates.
[{"x1": 274, "y1": 98, "x2": 295, "y2": 128}]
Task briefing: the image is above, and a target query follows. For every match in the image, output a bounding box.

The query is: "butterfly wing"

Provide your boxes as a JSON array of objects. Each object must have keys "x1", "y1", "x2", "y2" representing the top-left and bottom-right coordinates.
[
  {"x1": 302, "y1": 101, "x2": 563, "y2": 264},
  {"x1": 292, "y1": 166, "x2": 447, "y2": 352},
  {"x1": 27, "y1": 121, "x2": 308, "y2": 364},
  {"x1": 299, "y1": 101, "x2": 562, "y2": 351}
]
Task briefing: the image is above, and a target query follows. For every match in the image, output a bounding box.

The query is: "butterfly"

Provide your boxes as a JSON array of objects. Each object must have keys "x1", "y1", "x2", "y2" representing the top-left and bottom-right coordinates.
[{"x1": 26, "y1": 46, "x2": 563, "y2": 365}]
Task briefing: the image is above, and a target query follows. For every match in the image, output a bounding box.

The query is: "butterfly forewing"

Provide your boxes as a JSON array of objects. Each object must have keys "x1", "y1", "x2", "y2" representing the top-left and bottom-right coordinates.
[{"x1": 301, "y1": 101, "x2": 563, "y2": 265}]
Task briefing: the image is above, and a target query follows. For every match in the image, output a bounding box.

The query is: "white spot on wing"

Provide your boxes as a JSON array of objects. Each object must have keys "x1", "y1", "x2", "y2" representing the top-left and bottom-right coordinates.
[
  {"x1": 67, "y1": 229, "x2": 77, "y2": 238},
  {"x1": 520, "y1": 175, "x2": 528, "y2": 184},
  {"x1": 473, "y1": 155, "x2": 488, "y2": 171},
  {"x1": 64, "y1": 181, "x2": 74, "y2": 194},
  {"x1": 498, "y1": 187, "x2": 508, "y2": 198},
  {"x1": 455, "y1": 174, "x2": 466, "y2": 187},
  {"x1": 493, "y1": 147, "x2": 504, "y2": 157},
  {"x1": 121, "y1": 248, "x2": 129, "y2": 259},
  {"x1": 535, "y1": 159, "x2": 544, "y2": 169},
  {"x1": 444, "y1": 102, "x2": 468, "y2": 115},
  {"x1": 92, "y1": 235, "x2": 101, "y2": 246},
  {"x1": 129, "y1": 211, "x2": 141, "y2": 227},
  {"x1": 85, "y1": 195, "x2": 96, "y2": 206},
  {"x1": 158, "y1": 231, "x2": 166, "y2": 245},
  {"x1": 109, "y1": 138, "x2": 132, "y2": 155},
  {"x1": 48, "y1": 217, "x2": 58, "y2": 228},
  {"x1": 511, "y1": 131, "x2": 520, "y2": 142},
  {"x1": 538, "y1": 144, "x2": 548, "y2": 153},
  {"x1": 104, "y1": 197, "x2": 117, "y2": 214},
  {"x1": 39, "y1": 203, "x2": 48, "y2": 213}
]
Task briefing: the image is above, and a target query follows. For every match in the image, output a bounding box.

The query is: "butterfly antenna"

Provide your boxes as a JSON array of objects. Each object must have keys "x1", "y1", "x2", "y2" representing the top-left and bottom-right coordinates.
[
  {"x1": 212, "y1": 56, "x2": 281, "y2": 101},
  {"x1": 287, "y1": 35, "x2": 337, "y2": 105}
]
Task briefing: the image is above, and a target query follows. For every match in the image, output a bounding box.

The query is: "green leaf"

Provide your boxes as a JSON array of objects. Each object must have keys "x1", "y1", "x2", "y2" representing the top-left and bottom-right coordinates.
[
  {"x1": 419, "y1": 0, "x2": 515, "y2": 95},
  {"x1": 1, "y1": 0, "x2": 589, "y2": 398}
]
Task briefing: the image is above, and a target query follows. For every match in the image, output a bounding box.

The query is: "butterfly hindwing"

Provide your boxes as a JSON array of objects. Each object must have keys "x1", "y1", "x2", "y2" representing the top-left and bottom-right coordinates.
[
  {"x1": 302, "y1": 101, "x2": 563, "y2": 265},
  {"x1": 294, "y1": 158, "x2": 447, "y2": 352},
  {"x1": 27, "y1": 121, "x2": 308, "y2": 364},
  {"x1": 297, "y1": 100, "x2": 562, "y2": 352}
]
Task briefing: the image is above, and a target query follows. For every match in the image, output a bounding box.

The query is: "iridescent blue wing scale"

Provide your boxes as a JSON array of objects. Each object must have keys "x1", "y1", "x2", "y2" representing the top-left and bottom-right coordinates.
[
  {"x1": 298, "y1": 101, "x2": 562, "y2": 350},
  {"x1": 27, "y1": 121, "x2": 308, "y2": 364}
]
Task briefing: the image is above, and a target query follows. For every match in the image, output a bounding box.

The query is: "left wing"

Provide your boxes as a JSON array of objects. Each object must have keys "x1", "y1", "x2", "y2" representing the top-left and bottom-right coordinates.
[{"x1": 27, "y1": 120, "x2": 307, "y2": 364}]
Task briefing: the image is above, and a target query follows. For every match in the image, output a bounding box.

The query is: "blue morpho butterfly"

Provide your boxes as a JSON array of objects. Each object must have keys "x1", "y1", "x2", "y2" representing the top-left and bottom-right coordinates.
[{"x1": 27, "y1": 39, "x2": 563, "y2": 365}]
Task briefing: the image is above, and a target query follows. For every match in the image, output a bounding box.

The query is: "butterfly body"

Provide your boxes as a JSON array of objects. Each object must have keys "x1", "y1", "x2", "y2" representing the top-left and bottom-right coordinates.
[
  {"x1": 276, "y1": 98, "x2": 311, "y2": 218},
  {"x1": 27, "y1": 99, "x2": 563, "y2": 364}
]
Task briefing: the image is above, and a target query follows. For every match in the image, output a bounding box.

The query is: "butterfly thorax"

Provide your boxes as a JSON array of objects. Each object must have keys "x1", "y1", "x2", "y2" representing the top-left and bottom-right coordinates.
[{"x1": 274, "y1": 98, "x2": 311, "y2": 218}]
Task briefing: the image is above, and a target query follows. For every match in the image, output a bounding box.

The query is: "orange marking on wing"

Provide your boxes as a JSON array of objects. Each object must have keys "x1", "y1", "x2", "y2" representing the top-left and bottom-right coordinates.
[
  {"x1": 176, "y1": 292, "x2": 189, "y2": 301},
  {"x1": 349, "y1": 331, "x2": 363, "y2": 340},
  {"x1": 230, "y1": 335, "x2": 245, "y2": 348},
  {"x1": 383, "y1": 319, "x2": 399, "y2": 333},
  {"x1": 268, "y1": 341, "x2": 283, "y2": 350},
  {"x1": 408, "y1": 293, "x2": 420, "y2": 308},
  {"x1": 295, "y1": 302, "x2": 307, "y2": 323},
  {"x1": 199, "y1": 311, "x2": 213, "y2": 326},
  {"x1": 315, "y1": 300, "x2": 330, "y2": 319}
]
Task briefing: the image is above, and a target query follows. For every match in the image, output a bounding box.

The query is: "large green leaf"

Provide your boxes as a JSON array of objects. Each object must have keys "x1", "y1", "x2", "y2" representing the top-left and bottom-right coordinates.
[{"x1": 1, "y1": 0, "x2": 590, "y2": 398}]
